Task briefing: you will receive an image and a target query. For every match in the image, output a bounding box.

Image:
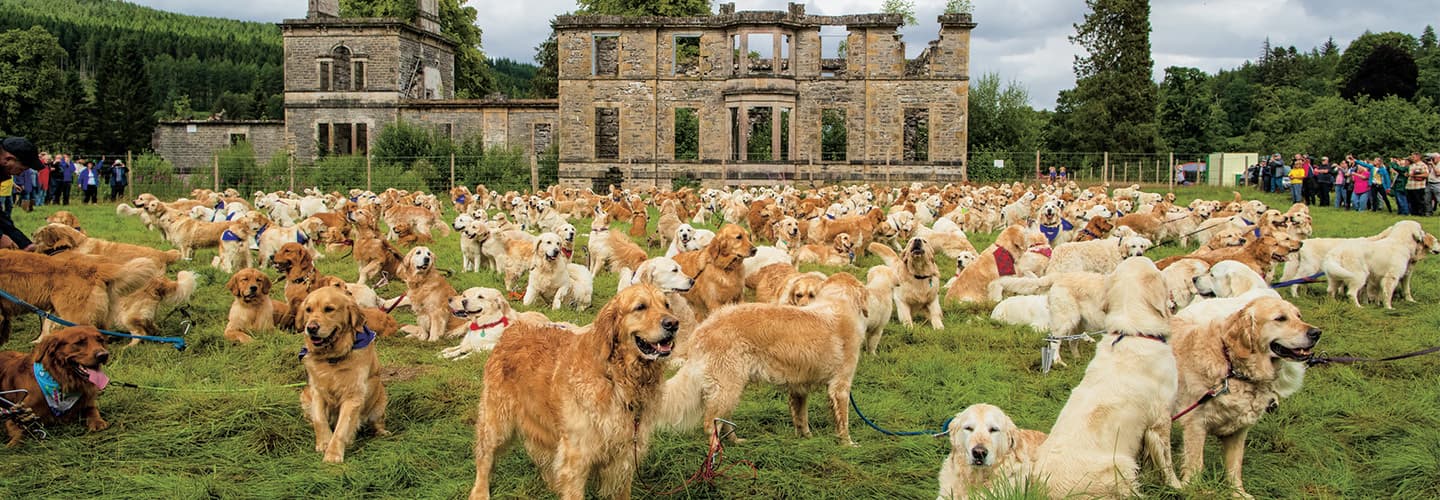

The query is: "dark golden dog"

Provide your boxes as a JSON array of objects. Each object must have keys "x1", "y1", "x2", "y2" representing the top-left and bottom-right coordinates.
[
  {"x1": 0, "y1": 326, "x2": 111, "y2": 447},
  {"x1": 297, "y1": 287, "x2": 389, "y2": 464}
]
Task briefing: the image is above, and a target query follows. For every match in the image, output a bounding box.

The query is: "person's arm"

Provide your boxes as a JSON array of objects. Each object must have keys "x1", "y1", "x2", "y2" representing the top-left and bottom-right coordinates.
[{"x1": 0, "y1": 212, "x2": 32, "y2": 249}]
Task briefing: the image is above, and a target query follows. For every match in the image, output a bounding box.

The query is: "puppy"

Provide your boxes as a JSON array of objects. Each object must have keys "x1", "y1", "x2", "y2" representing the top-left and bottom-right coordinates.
[
  {"x1": 0, "y1": 326, "x2": 111, "y2": 447},
  {"x1": 297, "y1": 287, "x2": 389, "y2": 464},
  {"x1": 221, "y1": 268, "x2": 286, "y2": 343},
  {"x1": 936, "y1": 404, "x2": 1047, "y2": 500}
]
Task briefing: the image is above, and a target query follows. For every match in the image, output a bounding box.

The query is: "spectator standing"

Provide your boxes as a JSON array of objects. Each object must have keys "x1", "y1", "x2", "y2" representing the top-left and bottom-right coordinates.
[
  {"x1": 0, "y1": 137, "x2": 41, "y2": 250},
  {"x1": 0, "y1": 176, "x2": 11, "y2": 217},
  {"x1": 33, "y1": 154, "x2": 48, "y2": 207},
  {"x1": 77, "y1": 160, "x2": 99, "y2": 204},
  {"x1": 1350, "y1": 156, "x2": 1373, "y2": 212},
  {"x1": 109, "y1": 159, "x2": 128, "y2": 201},
  {"x1": 1334, "y1": 162, "x2": 1351, "y2": 209},
  {"x1": 1299, "y1": 155, "x2": 1316, "y2": 205},
  {"x1": 56, "y1": 154, "x2": 74, "y2": 205},
  {"x1": 1370, "y1": 157, "x2": 1394, "y2": 212},
  {"x1": 1312, "y1": 156, "x2": 1334, "y2": 206},
  {"x1": 1428, "y1": 153, "x2": 1440, "y2": 216},
  {"x1": 99, "y1": 156, "x2": 113, "y2": 185},
  {"x1": 1405, "y1": 155, "x2": 1429, "y2": 216},
  {"x1": 1288, "y1": 160, "x2": 1306, "y2": 203},
  {"x1": 1268, "y1": 154, "x2": 1286, "y2": 192},
  {"x1": 1388, "y1": 158, "x2": 1411, "y2": 215},
  {"x1": 1057, "y1": 166, "x2": 1068, "y2": 181},
  {"x1": 1046, "y1": 166, "x2": 1057, "y2": 184}
]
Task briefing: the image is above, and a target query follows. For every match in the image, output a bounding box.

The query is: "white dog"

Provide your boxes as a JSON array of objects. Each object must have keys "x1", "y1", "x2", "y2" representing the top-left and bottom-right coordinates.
[
  {"x1": 523, "y1": 232, "x2": 593, "y2": 311},
  {"x1": 439, "y1": 287, "x2": 521, "y2": 360}
]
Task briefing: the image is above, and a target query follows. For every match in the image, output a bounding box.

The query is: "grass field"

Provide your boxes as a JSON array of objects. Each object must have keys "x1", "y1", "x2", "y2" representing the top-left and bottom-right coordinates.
[{"x1": 1, "y1": 185, "x2": 1438, "y2": 499}]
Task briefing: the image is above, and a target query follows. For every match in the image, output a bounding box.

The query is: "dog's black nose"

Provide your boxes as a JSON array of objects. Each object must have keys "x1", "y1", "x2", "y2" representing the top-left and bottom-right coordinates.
[
  {"x1": 971, "y1": 446, "x2": 987, "y2": 461},
  {"x1": 1306, "y1": 328, "x2": 1322, "y2": 341},
  {"x1": 96, "y1": 351, "x2": 110, "y2": 364},
  {"x1": 306, "y1": 323, "x2": 320, "y2": 335},
  {"x1": 248, "y1": 285, "x2": 258, "y2": 293},
  {"x1": 748, "y1": 247, "x2": 757, "y2": 257},
  {"x1": 661, "y1": 317, "x2": 679, "y2": 333}
]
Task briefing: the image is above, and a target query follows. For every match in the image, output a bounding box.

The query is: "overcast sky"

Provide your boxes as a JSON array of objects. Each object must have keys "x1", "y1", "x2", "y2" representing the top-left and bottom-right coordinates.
[{"x1": 131, "y1": 0, "x2": 1433, "y2": 109}]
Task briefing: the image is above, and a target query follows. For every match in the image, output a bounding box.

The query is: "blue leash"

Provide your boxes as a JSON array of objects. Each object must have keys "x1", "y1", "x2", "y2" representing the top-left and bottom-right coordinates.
[
  {"x1": 849, "y1": 393, "x2": 954, "y2": 437},
  {"x1": 1271, "y1": 272, "x2": 1326, "y2": 289},
  {"x1": 0, "y1": 288, "x2": 187, "y2": 351}
]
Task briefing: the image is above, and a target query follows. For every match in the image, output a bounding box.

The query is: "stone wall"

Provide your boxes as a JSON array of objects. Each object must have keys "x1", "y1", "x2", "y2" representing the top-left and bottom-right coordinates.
[{"x1": 151, "y1": 121, "x2": 287, "y2": 172}]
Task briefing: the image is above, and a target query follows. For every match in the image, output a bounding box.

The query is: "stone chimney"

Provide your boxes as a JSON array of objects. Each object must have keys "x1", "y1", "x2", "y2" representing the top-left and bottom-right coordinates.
[
  {"x1": 788, "y1": 3, "x2": 805, "y2": 17},
  {"x1": 308, "y1": 0, "x2": 338, "y2": 19},
  {"x1": 718, "y1": 3, "x2": 736, "y2": 15},
  {"x1": 416, "y1": 0, "x2": 441, "y2": 34}
]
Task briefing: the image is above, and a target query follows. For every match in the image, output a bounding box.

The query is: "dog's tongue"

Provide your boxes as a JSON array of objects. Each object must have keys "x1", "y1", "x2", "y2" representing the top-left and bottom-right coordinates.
[{"x1": 85, "y1": 367, "x2": 110, "y2": 390}]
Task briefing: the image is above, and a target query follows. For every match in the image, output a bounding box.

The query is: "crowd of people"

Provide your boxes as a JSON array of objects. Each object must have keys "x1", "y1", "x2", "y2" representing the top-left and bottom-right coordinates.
[
  {"x1": 0, "y1": 149, "x2": 128, "y2": 217},
  {"x1": 1246, "y1": 152, "x2": 1440, "y2": 215}
]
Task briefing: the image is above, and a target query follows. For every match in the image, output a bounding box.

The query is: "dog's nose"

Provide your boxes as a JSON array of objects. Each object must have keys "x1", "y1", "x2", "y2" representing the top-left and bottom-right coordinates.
[
  {"x1": 306, "y1": 323, "x2": 320, "y2": 335},
  {"x1": 249, "y1": 285, "x2": 258, "y2": 293},
  {"x1": 1306, "y1": 328, "x2": 1322, "y2": 341},
  {"x1": 970, "y1": 446, "x2": 988, "y2": 461},
  {"x1": 96, "y1": 351, "x2": 110, "y2": 364},
  {"x1": 661, "y1": 316, "x2": 679, "y2": 333},
  {"x1": 748, "y1": 247, "x2": 757, "y2": 257}
]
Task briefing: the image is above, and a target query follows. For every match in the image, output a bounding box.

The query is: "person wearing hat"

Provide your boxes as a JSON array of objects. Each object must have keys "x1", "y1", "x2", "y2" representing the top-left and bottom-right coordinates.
[
  {"x1": 109, "y1": 159, "x2": 128, "y2": 201},
  {"x1": 0, "y1": 137, "x2": 42, "y2": 250}
]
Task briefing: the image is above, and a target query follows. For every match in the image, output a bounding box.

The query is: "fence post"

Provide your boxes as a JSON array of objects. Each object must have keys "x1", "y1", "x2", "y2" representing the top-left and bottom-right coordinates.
[
  {"x1": 366, "y1": 153, "x2": 373, "y2": 192},
  {"x1": 288, "y1": 154, "x2": 295, "y2": 193},
  {"x1": 450, "y1": 153, "x2": 456, "y2": 190},
  {"x1": 530, "y1": 154, "x2": 540, "y2": 193},
  {"x1": 1168, "y1": 152, "x2": 1175, "y2": 191},
  {"x1": 213, "y1": 153, "x2": 219, "y2": 192},
  {"x1": 1102, "y1": 151, "x2": 1109, "y2": 185},
  {"x1": 1034, "y1": 150, "x2": 1041, "y2": 180}
]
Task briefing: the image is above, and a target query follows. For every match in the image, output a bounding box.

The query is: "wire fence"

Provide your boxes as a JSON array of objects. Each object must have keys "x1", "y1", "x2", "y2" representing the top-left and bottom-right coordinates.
[{"x1": 51, "y1": 150, "x2": 1219, "y2": 200}]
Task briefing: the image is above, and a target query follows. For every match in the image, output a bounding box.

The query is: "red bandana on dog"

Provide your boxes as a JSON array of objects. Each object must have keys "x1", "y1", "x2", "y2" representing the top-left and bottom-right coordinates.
[{"x1": 994, "y1": 247, "x2": 1017, "y2": 277}]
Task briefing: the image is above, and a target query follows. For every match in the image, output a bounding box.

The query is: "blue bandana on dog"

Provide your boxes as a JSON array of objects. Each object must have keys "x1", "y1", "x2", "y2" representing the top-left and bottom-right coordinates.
[
  {"x1": 1038, "y1": 219, "x2": 1073, "y2": 244},
  {"x1": 33, "y1": 363, "x2": 80, "y2": 416}
]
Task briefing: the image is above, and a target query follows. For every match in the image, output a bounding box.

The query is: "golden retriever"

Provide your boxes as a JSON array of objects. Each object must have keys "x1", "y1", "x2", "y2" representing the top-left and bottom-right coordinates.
[
  {"x1": 1322, "y1": 228, "x2": 1440, "y2": 308},
  {"x1": 0, "y1": 251, "x2": 160, "y2": 345},
  {"x1": 45, "y1": 210, "x2": 82, "y2": 232},
  {"x1": 0, "y1": 326, "x2": 111, "y2": 447},
  {"x1": 658, "y1": 273, "x2": 869, "y2": 447},
  {"x1": 524, "y1": 233, "x2": 594, "y2": 311},
  {"x1": 469, "y1": 284, "x2": 680, "y2": 499},
  {"x1": 1170, "y1": 297, "x2": 1320, "y2": 498},
  {"x1": 349, "y1": 208, "x2": 405, "y2": 287},
  {"x1": 871, "y1": 237, "x2": 945, "y2": 328},
  {"x1": 297, "y1": 287, "x2": 389, "y2": 464},
  {"x1": 224, "y1": 268, "x2": 288, "y2": 343},
  {"x1": 936, "y1": 404, "x2": 1047, "y2": 500},
  {"x1": 440, "y1": 287, "x2": 550, "y2": 360},
  {"x1": 393, "y1": 246, "x2": 466, "y2": 341},
  {"x1": 673, "y1": 224, "x2": 757, "y2": 320},
  {"x1": 1033, "y1": 257, "x2": 1182, "y2": 497},
  {"x1": 31, "y1": 223, "x2": 180, "y2": 267},
  {"x1": 794, "y1": 233, "x2": 856, "y2": 266}
]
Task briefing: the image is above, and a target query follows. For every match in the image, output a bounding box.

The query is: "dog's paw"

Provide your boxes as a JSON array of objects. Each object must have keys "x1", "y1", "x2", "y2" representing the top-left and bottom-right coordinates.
[
  {"x1": 323, "y1": 451, "x2": 344, "y2": 464},
  {"x1": 88, "y1": 418, "x2": 109, "y2": 432}
]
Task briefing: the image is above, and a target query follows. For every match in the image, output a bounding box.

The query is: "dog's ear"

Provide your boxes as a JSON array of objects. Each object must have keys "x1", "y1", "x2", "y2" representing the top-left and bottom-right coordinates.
[
  {"x1": 347, "y1": 300, "x2": 366, "y2": 334},
  {"x1": 1225, "y1": 303, "x2": 1276, "y2": 381},
  {"x1": 258, "y1": 274, "x2": 273, "y2": 295},
  {"x1": 33, "y1": 334, "x2": 64, "y2": 369},
  {"x1": 225, "y1": 273, "x2": 243, "y2": 296}
]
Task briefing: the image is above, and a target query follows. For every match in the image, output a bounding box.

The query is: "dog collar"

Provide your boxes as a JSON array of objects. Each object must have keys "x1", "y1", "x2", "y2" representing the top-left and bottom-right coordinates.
[
  {"x1": 1221, "y1": 342, "x2": 1252, "y2": 382},
  {"x1": 256, "y1": 224, "x2": 268, "y2": 239},
  {"x1": 299, "y1": 326, "x2": 377, "y2": 363},
  {"x1": 913, "y1": 274, "x2": 935, "y2": 281},
  {"x1": 470, "y1": 316, "x2": 511, "y2": 335},
  {"x1": 32, "y1": 362, "x2": 82, "y2": 416},
  {"x1": 1110, "y1": 332, "x2": 1167, "y2": 346}
]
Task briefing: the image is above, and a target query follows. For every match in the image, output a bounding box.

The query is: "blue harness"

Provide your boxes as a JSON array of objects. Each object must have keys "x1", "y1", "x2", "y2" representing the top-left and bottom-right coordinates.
[
  {"x1": 299, "y1": 326, "x2": 377, "y2": 362},
  {"x1": 33, "y1": 363, "x2": 80, "y2": 416}
]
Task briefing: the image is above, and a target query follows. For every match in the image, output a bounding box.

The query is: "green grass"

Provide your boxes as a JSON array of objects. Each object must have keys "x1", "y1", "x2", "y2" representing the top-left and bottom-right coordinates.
[{"x1": 2, "y1": 186, "x2": 1439, "y2": 499}]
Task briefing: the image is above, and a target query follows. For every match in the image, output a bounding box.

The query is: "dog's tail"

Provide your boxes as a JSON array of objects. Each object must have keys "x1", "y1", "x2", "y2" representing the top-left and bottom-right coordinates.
[
  {"x1": 988, "y1": 275, "x2": 1055, "y2": 302},
  {"x1": 1231, "y1": 191, "x2": 1243, "y2": 204},
  {"x1": 868, "y1": 242, "x2": 900, "y2": 268},
  {"x1": 655, "y1": 360, "x2": 707, "y2": 432},
  {"x1": 1319, "y1": 250, "x2": 1363, "y2": 287},
  {"x1": 116, "y1": 203, "x2": 140, "y2": 216},
  {"x1": 99, "y1": 257, "x2": 165, "y2": 298},
  {"x1": 161, "y1": 271, "x2": 199, "y2": 308}
]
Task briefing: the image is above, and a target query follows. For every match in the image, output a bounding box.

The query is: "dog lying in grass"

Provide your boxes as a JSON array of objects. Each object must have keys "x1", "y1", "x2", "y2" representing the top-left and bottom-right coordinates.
[
  {"x1": 0, "y1": 326, "x2": 112, "y2": 447},
  {"x1": 936, "y1": 404, "x2": 1047, "y2": 500}
]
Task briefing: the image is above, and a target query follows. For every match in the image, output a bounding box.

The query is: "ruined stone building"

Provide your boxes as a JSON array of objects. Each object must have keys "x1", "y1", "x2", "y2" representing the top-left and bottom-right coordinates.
[{"x1": 152, "y1": 1, "x2": 975, "y2": 187}]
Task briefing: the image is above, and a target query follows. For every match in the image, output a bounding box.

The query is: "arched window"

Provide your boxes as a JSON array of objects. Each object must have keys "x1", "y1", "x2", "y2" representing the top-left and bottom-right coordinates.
[{"x1": 330, "y1": 45, "x2": 352, "y2": 91}]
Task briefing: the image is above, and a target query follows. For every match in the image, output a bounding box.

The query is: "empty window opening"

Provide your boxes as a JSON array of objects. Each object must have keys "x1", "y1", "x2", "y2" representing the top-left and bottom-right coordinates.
[
  {"x1": 355, "y1": 123, "x2": 368, "y2": 155},
  {"x1": 746, "y1": 33, "x2": 774, "y2": 75},
  {"x1": 593, "y1": 34, "x2": 619, "y2": 76},
  {"x1": 730, "y1": 35, "x2": 741, "y2": 74},
  {"x1": 334, "y1": 123, "x2": 353, "y2": 156},
  {"x1": 352, "y1": 60, "x2": 367, "y2": 90},
  {"x1": 674, "y1": 35, "x2": 700, "y2": 76},
  {"x1": 746, "y1": 106, "x2": 773, "y2": 161},
  {"x1": 331, "y1": 46, "x2": 352, "y2": 92},
  {"x1": 729, "y1": 107, "x2": 741, "y2": 160},
  {"x1": 821, "y1": 109, "x2": 847, "y2": 162},
  {"x1": 779, "y1": 34, "x2": 791, "y2": 73},
  {"x1": 779, "y1": 108, "x2": 791, "y2": 161},
  {"x1": 595, "y1": 107, "x2": 620, "y2": 160},
  {"x1": 819, "y1": 26, "x2": 848, "y2": 78},
  {"x1": 904, "y1": 108, "x2": 929, "y2": 162},
  {"x1": 229, "y1": 133, "x2": 247, "y2": 146},
  {"x1": 674, "y1": 108, "x2": 699, "y2": 160},
  {"x1": 318, "y1": 60, "x2": 332, "y2": 90}
]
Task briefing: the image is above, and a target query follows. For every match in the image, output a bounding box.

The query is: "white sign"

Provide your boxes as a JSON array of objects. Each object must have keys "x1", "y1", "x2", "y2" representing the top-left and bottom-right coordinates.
[
  {"x1": 186, "y1": 124, "x2": 198, "y2": 133},
  {"x1": 993, "y1": 159, "x2": 1004, "y2": 169}
]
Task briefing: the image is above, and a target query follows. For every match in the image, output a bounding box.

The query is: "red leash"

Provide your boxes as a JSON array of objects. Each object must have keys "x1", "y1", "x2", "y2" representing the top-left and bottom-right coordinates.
[
  {"x1": 382, "y1": 292, "x2": 407, "y2": 314},
  {"x1": 648, "y1": 419, "x2": 758, "y2": 496}
]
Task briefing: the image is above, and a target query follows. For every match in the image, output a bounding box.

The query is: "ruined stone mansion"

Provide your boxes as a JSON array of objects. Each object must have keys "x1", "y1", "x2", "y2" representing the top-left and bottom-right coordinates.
[{"x1": 152, "y1": 1, "x2": 976, "y2": 187}]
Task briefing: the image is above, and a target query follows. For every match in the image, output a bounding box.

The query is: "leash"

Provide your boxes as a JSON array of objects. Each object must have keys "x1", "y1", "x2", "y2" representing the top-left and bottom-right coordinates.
[
  {"x1": 1307, "y1": 345, "x2": 1440, "y2": 366},
  {"x1": 1271, "y1": 272, "x2": 1325, "y2": 289},
  {"x1": 849, "y1": 393, "x2": 954, "y2": 437},
  {"x1": 382, "y1": 292, "x2": 408, "y2": 314},
  {"x1": 1171, "y1": 378, "x2": 1230, "y2": 422},
  {"x1": 0, "y1": 288, "x2": 186, "y2": 351},
  {"x1": 111, "y1": 381, "x2": 307, "y2": 393},
  {"x1": 647, "y1": 418, "x2": 758, "y2": 496}
]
